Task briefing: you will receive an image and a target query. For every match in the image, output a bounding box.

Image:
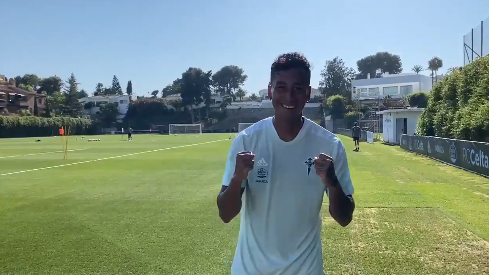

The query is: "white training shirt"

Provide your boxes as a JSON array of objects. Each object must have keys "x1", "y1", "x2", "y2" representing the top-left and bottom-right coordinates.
[{"x1": 222, "y1": 117, "x2": 354, "y2": 275}]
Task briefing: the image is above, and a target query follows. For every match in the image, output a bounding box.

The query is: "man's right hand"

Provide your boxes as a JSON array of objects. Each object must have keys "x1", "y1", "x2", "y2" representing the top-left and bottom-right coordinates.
[{"x1": 234, "y1": 151, "x2": 255, "y2": 181}]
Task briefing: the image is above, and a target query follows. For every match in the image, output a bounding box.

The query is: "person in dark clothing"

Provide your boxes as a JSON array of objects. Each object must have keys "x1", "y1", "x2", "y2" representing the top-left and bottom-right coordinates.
[
  {"x1": 351, "y1": 122, "x2": 361, "y2": 151},
  {"x1": 128, "y1": 127, "x2": 133, "y2": 141}
]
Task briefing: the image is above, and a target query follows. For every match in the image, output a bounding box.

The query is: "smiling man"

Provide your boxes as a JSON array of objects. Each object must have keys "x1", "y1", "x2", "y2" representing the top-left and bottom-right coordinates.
[{"x1": 217, "y1": 52, "x2": 355, "y2": 275}]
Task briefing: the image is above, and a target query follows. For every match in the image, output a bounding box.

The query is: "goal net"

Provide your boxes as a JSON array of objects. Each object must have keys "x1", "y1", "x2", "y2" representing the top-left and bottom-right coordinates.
[
  {"x1": 238, "y1": 123, "x2": 254, "y2": 132},
  {"x1": 169, "y1": 124, "x2": 202, "y2": 134}
]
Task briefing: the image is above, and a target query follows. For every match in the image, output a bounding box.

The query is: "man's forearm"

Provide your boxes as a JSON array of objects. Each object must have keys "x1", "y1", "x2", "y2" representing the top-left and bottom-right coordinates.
[
  {"x1": 217, "y1": 177, "x2": 243, "y2": 223},
  {"x1": 328, "y1": 185, "x2": 354, "y2": 227}
]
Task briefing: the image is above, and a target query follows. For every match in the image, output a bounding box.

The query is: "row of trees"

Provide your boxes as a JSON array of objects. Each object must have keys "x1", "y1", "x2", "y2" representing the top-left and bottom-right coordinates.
[
  {"x1": 319, "y1": 52, "x2": 445, "y2": 100},
  {"x1": 3, "y1": 73, "x2": 131, "y2": 98},
  {"x1": 417, "y1": 55, "x2": 489, "y2": 142}
]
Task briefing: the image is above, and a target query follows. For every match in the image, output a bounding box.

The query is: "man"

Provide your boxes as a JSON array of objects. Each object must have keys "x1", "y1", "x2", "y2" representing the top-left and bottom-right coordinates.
[
  {"x1": 128, "y1": 127, "x2": 133, "y2": 141},
  {"x1": 351, "y1": 122, "x2": 361, "y2": 151},
  {"x1": 217, "y1": 52, "x2": 355, "y2": 275}
]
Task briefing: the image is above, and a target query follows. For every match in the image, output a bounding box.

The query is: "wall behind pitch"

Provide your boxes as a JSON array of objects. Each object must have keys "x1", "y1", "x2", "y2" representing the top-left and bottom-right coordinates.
[{"x1": 400, "y1": 134, "x2": 489, "y2": 177}]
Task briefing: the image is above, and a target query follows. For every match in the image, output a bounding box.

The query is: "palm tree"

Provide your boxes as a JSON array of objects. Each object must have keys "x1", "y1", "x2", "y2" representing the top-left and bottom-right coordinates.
[
  {"x1": 411, "y1": 65, "x2": 423, "y2": 74},
  {"x1": 428, "y1": 57, "x2": 443, "y2": 84},
  {"x1": 235, "y1": 88, "x2": 246, "y2": 101}
]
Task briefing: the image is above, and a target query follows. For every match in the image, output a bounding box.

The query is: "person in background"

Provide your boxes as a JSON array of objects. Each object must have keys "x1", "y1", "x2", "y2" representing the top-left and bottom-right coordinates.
[
  {"x1": 352, "y1": 122, "x2": 361, "y2": 151},
  {"x1": 128, "y1": 127, "x2": 133, "y2": 141}
]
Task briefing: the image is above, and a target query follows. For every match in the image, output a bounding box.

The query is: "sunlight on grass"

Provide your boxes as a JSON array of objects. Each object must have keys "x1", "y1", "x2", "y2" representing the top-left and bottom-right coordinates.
[{"x1": 0, "y1": 133, "x2": 488, "y2": 274}]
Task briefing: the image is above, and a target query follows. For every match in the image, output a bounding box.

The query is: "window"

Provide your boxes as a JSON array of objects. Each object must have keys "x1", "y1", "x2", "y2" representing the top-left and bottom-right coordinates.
[
  {"x1": 355, "y1": 88, "x2": 368, "y2": 97},
  {"x1": 119, "y1": 100, "x2": 128, "y2": 104},
  {"x1": 368, "y1": 87, "x2": 380, "y2": 97},
  {"x1": 400, "y1": 85, "x2": 413, "y2": 96},
  {"x1": 38, "y1": 98, "x2": 43, "y2": 104},
  {"x1": 383, "y1": 86, "x2": 399, "y2": 96},
  {"x1": 95, "y1": 101, "x2": 109, "y2": 107}
]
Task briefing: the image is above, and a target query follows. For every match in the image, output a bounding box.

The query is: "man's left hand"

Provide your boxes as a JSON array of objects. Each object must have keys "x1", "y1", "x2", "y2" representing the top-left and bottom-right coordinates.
[{"x1": 313, "y1": 153, "x2": 339, "y2": 188}]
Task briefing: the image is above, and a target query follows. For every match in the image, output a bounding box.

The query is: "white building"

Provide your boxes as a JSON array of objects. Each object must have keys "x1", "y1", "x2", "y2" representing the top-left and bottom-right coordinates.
[
  {"x1": 79, "y1": 94, "x2": 130, "y2": 120},
  {"x1": 162, "y1": 93, "x2": 224, "y2": 109},
  {"x1": 352, "y1": 73, "x2": 432, "y2": 101},
  {"x1": 258, "y1": 88, "x2": 322, "y2": 99},
  {"x1": 377, "y1": 108, "x2": 424, "y2": 144}
]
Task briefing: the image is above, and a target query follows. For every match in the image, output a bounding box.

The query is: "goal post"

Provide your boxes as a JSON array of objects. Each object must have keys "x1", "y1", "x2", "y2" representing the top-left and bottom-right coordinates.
[
  {"x1": 238, "y1": 123, "x2": 254, "y2": 132},
  {"x1": 169, "y1": 124, "x2": 202, "y2": 134}
]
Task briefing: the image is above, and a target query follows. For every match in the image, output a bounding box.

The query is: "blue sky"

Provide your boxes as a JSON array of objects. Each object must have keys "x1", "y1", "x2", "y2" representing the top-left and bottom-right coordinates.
[{"x1": 1, "y1": 0, "x2": 488, "y2": 96}]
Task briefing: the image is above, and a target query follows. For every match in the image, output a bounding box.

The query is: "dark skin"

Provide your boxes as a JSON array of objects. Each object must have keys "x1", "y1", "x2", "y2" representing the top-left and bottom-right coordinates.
[{"x1": 217, "y1": 68, "x2": 354, "y2": 226}]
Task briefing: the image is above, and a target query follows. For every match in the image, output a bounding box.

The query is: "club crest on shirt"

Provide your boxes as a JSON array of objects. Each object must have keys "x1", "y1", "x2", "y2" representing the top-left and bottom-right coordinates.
[
  {"x1": 255, "y1": 159, "x2": 269, "y2": 183},
  {"x1": 304, "y1": 157, "x2": 314, "y2": 175}
]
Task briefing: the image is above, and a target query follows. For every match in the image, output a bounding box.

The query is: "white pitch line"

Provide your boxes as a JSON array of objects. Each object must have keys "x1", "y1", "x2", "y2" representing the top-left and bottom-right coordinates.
[
  {"x1": 0, "y1": 148, "x2": 87, "y2": 159},
  {"x1": 0, "y1": 139, "x2": 227, "y2": 177}
]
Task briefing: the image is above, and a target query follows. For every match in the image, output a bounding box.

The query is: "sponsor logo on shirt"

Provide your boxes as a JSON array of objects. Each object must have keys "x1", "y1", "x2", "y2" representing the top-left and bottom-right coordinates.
[{"x1": 256, "y1": 158, "x2": 268, "y2": 167}]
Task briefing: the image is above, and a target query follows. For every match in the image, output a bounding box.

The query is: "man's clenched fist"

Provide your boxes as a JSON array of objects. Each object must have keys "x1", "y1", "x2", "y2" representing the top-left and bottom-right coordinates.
[
  {"x1": 313, "y1": 153, "x2": 339, "y2": 188},
  {"x1": 234, "y1": 151, "x2": 255, "y2": 181}
]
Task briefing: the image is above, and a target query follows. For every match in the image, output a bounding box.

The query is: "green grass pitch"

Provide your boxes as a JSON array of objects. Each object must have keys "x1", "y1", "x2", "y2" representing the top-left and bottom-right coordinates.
[{"x1": 0, "y1": 133, "x2": 488, "y2": 274}]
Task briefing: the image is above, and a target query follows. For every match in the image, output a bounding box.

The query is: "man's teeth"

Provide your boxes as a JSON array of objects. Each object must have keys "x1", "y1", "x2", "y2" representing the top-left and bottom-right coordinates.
[{"x1": 282, "y1": 104, "x2": 294, "y2": 109}]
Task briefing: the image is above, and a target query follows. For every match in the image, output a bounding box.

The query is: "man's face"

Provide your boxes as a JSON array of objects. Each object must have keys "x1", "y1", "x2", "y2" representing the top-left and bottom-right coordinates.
[{"x1": 268, "y1": 68, "x2": 311, "y2": 120}]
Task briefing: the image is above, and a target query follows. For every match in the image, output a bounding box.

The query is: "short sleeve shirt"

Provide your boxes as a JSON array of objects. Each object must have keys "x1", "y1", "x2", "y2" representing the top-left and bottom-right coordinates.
[{"x1": 221, "y1": 117, "x2": 354, "y2": 275}]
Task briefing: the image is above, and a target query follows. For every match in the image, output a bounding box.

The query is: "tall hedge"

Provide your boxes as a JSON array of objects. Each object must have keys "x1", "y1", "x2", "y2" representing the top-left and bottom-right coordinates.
[
  {"x1": 417, "y1": 56, "x2": 489, "y2": 142},
  {"x1": 0, "y1": 116, "x2": 92, "y2": 138}
]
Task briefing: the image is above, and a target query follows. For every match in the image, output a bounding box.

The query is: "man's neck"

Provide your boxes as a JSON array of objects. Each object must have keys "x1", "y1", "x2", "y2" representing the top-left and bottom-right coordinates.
[{"x1": 273, "y1": 116, "x2": 304, "y2": 142}]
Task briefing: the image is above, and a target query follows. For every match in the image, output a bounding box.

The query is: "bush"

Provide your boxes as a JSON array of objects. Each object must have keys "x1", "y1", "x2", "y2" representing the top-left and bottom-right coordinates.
[
  {"x1": 417, "y1": 55, "x2": 489, "y2": 142},
  {"x1": 325, "y1": 95, "x2": 347, "y2": 119},
  {"x1": 344, "y1": 111, "x2": 361, "y2": 128},
  {"x1": 407, "y1": 92, "x2": 428, "y2": 108},
  {"x1": 0, "y1": 116, "x2": 92, "y2": 138}
]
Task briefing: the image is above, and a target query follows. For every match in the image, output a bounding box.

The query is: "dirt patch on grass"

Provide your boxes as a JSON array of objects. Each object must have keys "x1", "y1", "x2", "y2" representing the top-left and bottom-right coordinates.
[
  {"x1": 333, "y1": 208, "x2": 489, "y2": 274},
  {"x1": 473, "y1": 191, "x2": 489, "y2": 199}
]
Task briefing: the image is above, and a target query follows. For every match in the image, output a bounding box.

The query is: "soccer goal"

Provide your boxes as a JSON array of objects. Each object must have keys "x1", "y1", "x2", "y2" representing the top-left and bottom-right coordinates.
[
  {"x1": 238, "y1": 123, "x2": 254, "y2": 132},
  {"x1": 169, "y1": 124, "x2": 202, "y2": 134}
]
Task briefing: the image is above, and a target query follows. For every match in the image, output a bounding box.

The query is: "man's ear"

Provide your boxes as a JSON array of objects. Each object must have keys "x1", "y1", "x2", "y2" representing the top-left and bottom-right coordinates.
[
  {"x1": 306, "y1": 86, "x2": 311, "y2": 101},
  {"x1": 268, "y1": 83, "x2": 272, "y2": 100}
]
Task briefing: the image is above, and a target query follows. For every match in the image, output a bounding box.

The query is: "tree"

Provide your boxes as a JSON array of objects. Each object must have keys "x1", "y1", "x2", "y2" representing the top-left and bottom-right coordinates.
[
  {"x1": 47, "y1": 91, "x2": 66, "y2": 116},
  {"x1": 235, "y1": 88, "x2": 246, "y2": 101},
  {"x1": 13, "y1": 76, "x2": 21, "y2": 87},
  {"x1": 8, "y1": 78, "x2": 15, "y2": 86},
  {"x1": 63, "y1": 73, "x2": 83, "y2": 117},
  {"x1": 126, "y1": 80, "x2": 133, "y2": 96},
  {"x1": 356, "y1": 52, "x2": 402, "y2": 79},
  {"x1": 417, "y1": 56, "x2": 489, "y2": 142},
  {"x1": 33, "y1": 96, "x2": 39, "y2": 116},
  {"x1": 212, "y1": 65, "x2": 247, "y2": 97},
  {"x1": 325, "y1": 95, "x2": 347, "y2": 119},
  {"x1": 19, "y1": 74, "x2": 40, "y2": 90},
  {"x1": 249, "y1": 93, "x2": 258, "y2": 101},
  {"x1": 78, "y1": 89, "x2": 88, "y2": 99},
  {"x1": 19, "y1": 83, "x2": 34, "y2": 92},
  {"x1": 180, "y1": 68, "x2": 212, "y2": 123},
  {"x1": 38, "y1": 76, "x2": 63, "y2": 95},
  {"x1": 151, "y1": 90, "x2": 159, "y2": 98},
  {"x1": 428, "y1": 57, "x2": 443, "y2": 84},
  {"x1": 412, "y1": 65, "x2": 423, "y2": 74},
  {"x1": 98, "y1": 102, "x2": 119, "y2": 127},
  {"x1": 407, "y1": 92, "x2": 428, "y2": 108},
  {"x1": 319, "y1": 57, "x2": 356, "y2": 100},
  {"x1": 162, "y1": 80, "x2": 182, "y2": 97},
  {"x1": 94, "y1": 83, "x2": 104, "y2": 96},
  {"x1": 111, "y1": 75, "x2": 123, "y2": 95}
]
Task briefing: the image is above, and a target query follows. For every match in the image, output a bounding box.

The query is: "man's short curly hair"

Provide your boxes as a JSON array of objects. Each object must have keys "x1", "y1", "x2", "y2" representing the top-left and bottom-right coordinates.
[{"x1": 270, "y1": 52, "x2": 311, "y2": 85}]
